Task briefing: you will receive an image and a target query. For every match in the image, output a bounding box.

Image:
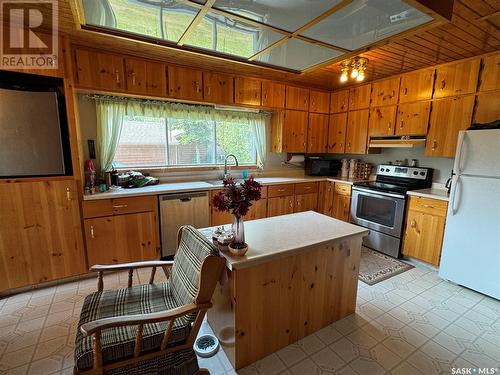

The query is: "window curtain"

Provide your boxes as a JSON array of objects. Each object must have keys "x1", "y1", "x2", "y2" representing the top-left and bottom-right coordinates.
[
  {"x1": 94, "y1": 97, "x2": 269, "y2": 170},
  {"x1": 95, "y1": 99, "x2": 126, "y2": 172}
]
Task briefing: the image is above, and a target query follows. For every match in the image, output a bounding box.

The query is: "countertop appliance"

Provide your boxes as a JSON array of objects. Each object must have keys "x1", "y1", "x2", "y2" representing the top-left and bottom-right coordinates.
[
  {"x1": 305, "y1": 157, "x2": 341, "y2": 176},
  {"x1": 351, "y1": 165, "x2": 433, "y2": 258},
  {"x1": 159, "y1": 191, "x2": 210, "y2": 257},
  {"x1": 439, "y1": 129, "x2": 500, "y2": 300}
]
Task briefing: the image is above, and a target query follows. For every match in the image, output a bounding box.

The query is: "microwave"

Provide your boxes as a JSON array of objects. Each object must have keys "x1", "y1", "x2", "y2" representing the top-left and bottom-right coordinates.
[{"x1": 305, "y1": 158, "x2": 341, "y2": 176}]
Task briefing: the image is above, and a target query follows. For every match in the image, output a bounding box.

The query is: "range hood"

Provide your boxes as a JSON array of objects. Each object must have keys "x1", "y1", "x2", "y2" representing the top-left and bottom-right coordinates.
[{"x1": 369, "y1": 136, "x2": 426, "y2": 148}]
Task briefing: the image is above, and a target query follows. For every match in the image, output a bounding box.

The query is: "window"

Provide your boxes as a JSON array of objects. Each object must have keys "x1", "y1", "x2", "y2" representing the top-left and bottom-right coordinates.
[{"x1": 113, "y1": 115, "x2": 257, "y2": 168}]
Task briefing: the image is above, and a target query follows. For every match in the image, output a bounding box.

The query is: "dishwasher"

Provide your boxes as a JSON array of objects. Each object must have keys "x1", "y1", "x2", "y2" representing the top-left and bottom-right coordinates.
[{"x1": 159, "y1": 191, "x2": 210, "y2": 257}]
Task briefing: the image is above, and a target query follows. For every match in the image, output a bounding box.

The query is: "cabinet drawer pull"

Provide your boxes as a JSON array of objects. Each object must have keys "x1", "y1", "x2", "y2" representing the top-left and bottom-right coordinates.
[
  {"x1": 277, "y1": 189, "x2": 285, "y2": 192},
  {"x1": 421, "y1": 204, "x2": 435, "y2": 209},
  {"x1": 112, "y1": 204, "x2": 128, "y2": 208},
  {"x1": 90, "y1": 225, "x2": 95, "y2": 239}
]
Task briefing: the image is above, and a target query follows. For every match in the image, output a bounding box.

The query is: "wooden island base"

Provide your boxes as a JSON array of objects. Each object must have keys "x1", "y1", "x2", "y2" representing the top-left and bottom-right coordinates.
[{"x1": 208, "y1": 235, "x2": 363, "y2": 369}]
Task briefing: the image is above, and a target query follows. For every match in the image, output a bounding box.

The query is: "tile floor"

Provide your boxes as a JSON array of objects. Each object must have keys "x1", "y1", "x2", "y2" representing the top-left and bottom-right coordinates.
[{"x1": 0, "y1": 265, "x2": 499, "y2": 375}]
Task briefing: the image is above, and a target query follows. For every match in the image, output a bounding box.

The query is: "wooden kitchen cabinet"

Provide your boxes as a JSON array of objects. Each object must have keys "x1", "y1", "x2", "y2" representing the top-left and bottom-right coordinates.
[
  {"x1": 330, "y1": 89, "x2": 350, "y2": 113},
  {"x1": 285, "y1": 86, "x2": 309, "y2": 111},
  {"x1": 345, "y1": 109, "x2": 369, "y2": 154},
  {"x1": 433, "y1": 59, "x2": 480, "y2": 98},
  {"x1": 235, "y1": 77, "x2": 261, "y2": 106},
  {"x1": 262, "y1": 80, "x2": 285, "y2": 108},
  {"x1": 203, "y1": 71, "x2": 234, "y2": 104},
  {"x1": 399, "y1": 68, "x2": 435, "y2": 103},
  {"x1": 395, "y1": 101, "x2": 430, "y2": 135},
  {"x1": 125, "y1": 57, "x2": 166, "y2": 96},
  {"x1": 402, "y1": 196, "x2": 448, "y2": 266},
  {"x1": 74, "y1": 48, "x2": 125, "y2": 91},
  {"x1": 270, "y1": 109, "x2": 308, "y2": 153},
  {"x1": 168, "y1": 65, "x2": 203, "y2": 101},
  {"x1": 479, "y1": 53, "x2": 500, "y2": 92},
  {"x1": 327, "y1": 113, "x2": 347, "y2": 153},
  {"x1": 332, "y1": 184, "x2": 351, "y2": 222},
  {"x1": 246, "y1": 199, "x2": 268, "y2": 221},
  {"x1": 474, "y1": 92, "x2": 500, "y2": 124},
  {"x1": 307, "y1": 113, "x2": 329, "y2": 153},
  {"x1": 85, "y1": 212, "x2": 158, "y2": 266},
  {"x1": 369, "y1": 105, "x2": 397, "y2": 136},
  {"x1": 309, "y1": 90, "x2": 330, "y2": 113},
  {"x1": 267, "y1": 196, "x2": 294, "y2": 217},
  {"x1": 210, "y1": 189, "x2": 232, "y2": 226},
  {"x1": 83, "y1": 196, "x2": 160, "y2": 265},
  {"x1": 0, "y1": 180, "x2": 86, "y2": 291},
  {"x1": 371, "y1": 77, "x2": 400, "y2": 107},
  {"x1": 294, "y1": 193, "x2": 318, "y2": 213},
  {"x1": 349, "y1": 84, "x2": 371, "y2": 110},
  {"x1": 426, "y1": 95, "x2": 475, "y2": 157},
  {"x1": 318, "y1": 181, "x2": 335, "y2": 216}
]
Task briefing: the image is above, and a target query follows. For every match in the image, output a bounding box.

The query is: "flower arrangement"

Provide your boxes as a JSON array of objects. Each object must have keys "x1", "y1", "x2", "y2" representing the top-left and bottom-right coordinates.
[
  {"x1": 211, "y1": 177, "x2": 262, "y2": 217},
  {"x1": 211, "y1": 177, "x2": 262, "y2": 251}
]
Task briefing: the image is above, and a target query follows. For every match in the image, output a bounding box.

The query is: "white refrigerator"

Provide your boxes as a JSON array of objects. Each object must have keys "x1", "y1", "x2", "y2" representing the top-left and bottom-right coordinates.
[{"x1": 439, "y1": 129, "x2": 500, "y2": 300}]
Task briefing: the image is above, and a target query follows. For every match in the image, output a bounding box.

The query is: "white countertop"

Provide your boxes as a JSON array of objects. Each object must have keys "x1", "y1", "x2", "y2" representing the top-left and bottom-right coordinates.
[
  {"x1": 83, "y1": 176, "x2": 363, "y2": 201},
  {"x1": 407, "y1": 188, "x2": 450, "y2": 202},
  {"x1": 201, "y1": 211, "x2": 369, "y2": 270}
]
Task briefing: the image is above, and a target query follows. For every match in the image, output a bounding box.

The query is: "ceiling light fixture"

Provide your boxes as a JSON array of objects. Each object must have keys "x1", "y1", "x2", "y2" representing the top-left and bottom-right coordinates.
[{"x1": 339, "y1": 57, "x2": 369, "y2": 83}]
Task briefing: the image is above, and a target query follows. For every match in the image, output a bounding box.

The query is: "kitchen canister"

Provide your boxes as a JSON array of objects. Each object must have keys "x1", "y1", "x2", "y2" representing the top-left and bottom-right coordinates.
[
  {"x1": 348, "y1": 159, "x2": 358, "y2": 179},
  {"x1": 341, "y1": 159, "x2": 349, "y2": 178}
]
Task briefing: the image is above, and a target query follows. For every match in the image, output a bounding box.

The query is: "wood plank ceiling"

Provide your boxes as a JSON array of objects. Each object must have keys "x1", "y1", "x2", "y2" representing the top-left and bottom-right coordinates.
[{"x1": 38, "y1": 0, "x2": 500, "y2": 90}]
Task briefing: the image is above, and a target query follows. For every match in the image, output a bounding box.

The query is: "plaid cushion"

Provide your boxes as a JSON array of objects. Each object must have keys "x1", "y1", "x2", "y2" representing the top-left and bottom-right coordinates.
[
  {"x1": 74, "y1": 226, "x2": 219, "y2": 372},
  {"x1": 75, "y1": 282, "x2": 191, "y2": 371}
]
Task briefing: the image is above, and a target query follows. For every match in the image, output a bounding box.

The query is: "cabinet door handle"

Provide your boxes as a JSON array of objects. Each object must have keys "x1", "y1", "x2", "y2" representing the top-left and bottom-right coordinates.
[
  {"x1": 115, "y1": 70, "x2": 120, "y2": 84},
  {"x1": 289, "y1": 200, "x2": 293, "y2": 209},
  {"x1": 431, "y1": 140, "x2": 437, "y2": 151},
  {"x1": 387, "y1": 122, "x2": 392, "y2": 130},
  {"x1": 403, "y1": 87, "x2": 408, "y2": 95},
  {"x1": 90, "y1": 225, "x2": 95, "y2": 239},
  {"x1": 66, "y1": 188, "x2": 71, "y2": 201},
  {"x1": 112, "y1": 204, "x2": 128, "y2": 208},
  {"x1": 440, "y1": 80, "x2": 446, "y2": 90},
  {"x1": 400, "y1": 120, "x2": 404, "y2": 129},
  {"x1": 410, "y1": 219, "x2": 420, "y2": 234},
  {"x1": 131, "y1": 72, "x2": 136, "y2": 85}
]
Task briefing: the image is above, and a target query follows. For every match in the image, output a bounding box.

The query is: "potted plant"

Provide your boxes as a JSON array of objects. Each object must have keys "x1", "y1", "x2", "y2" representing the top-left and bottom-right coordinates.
[{"x1": 211, "y1": 177, "x2": 262, "y2": 255}]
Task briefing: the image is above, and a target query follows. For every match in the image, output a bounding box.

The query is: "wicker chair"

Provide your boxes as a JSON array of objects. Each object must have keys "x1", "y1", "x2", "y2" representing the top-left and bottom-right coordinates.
[{"x1": 74, "y1": 225, "x2": 225, "y2": 375}]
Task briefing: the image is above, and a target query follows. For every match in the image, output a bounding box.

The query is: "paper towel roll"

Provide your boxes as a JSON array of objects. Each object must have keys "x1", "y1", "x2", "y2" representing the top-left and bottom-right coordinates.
[{"x1": 288, "y1": 155, "x2": 305, "y2": 163}]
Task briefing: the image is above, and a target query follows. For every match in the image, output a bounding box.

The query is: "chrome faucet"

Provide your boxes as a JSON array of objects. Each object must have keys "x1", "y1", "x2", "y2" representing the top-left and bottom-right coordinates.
[{"x1": 223, "y1": 154, "x2": 239, "y2": 180}]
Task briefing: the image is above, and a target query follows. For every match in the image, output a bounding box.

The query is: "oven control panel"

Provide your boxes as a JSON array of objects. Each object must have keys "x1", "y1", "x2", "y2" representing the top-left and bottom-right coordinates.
[{"x1": 377, "y1": 165, "x2": 429, "y2": 180}]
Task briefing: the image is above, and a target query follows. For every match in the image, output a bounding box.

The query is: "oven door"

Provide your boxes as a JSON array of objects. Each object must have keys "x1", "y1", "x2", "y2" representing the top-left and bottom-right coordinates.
[{"x1": 350, "y1": 187, "x2": 406, "y2": 237}]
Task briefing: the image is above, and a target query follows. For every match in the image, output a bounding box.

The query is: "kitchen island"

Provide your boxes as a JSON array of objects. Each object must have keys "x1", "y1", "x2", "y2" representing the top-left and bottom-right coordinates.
[{"x1": 204, "y1": 211, "x2": 369, "y2": 369}]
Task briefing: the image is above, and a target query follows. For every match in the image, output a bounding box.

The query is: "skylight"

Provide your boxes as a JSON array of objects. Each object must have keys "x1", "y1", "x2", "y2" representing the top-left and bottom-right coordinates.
[{"x1": 81, "y1": 0, "x2": 435, "y2": 72}]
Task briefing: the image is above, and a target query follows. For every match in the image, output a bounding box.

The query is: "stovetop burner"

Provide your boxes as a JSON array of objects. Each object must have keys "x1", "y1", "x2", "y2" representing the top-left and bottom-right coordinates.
[{"x1": 353, "y1": 181, "x2": 410, "y2": 195}]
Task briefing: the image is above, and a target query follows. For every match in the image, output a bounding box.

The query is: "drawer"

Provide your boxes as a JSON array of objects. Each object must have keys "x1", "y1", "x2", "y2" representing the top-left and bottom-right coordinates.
[
  {"x1": 83, "y1": 199, "x2": 114, "y2": 218},
  {"x1": 83, "y1": 196, "x2": 157, "y2": 218},
  {"x1": 268, "y1": 184, "x2": 295, "y2": 198},
  {"x1": 294, "y1": 182, "x2": 319, "y2": 195},
  {"x1": 334, "y1": 183, "x2": 351, "y2": 196},
  {"x1": 111, "y1": 196, "x2": 157, "y2": 215},
  {"x1": 408, "y1": 196, "x2": 448, "y2": 216}
]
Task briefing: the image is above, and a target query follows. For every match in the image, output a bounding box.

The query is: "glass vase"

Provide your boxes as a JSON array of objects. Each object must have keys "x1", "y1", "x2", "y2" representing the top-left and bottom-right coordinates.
[{"x1": 231, "y1": 214, "x2": 245, "y2": 247}]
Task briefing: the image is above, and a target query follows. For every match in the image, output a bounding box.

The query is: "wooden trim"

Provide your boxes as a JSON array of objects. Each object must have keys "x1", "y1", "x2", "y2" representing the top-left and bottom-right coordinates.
[
  {"x1": 248, "y1": 37, "x2": 289, "y2": 61},
  {"x1": 0, "y1": 176, "x2": 75, "y2": 183},
  {"x1": 293, "y1": 0, "x2": 353, "y2": 36},
  {"x1": 477, "y1": 10, "x2": 500, "y2": 21},
  {"x1": 68, "y1": 0, "x2": 85, "y2": 30},
  {"x1": 178, "y1": 0, "x2": 217, "y2": 46}
]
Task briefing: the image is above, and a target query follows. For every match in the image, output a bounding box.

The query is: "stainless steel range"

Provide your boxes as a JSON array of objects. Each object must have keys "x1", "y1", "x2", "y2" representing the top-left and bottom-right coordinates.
[{"x1": 350, "y1": 165, "x2": 433, "y2": 258}]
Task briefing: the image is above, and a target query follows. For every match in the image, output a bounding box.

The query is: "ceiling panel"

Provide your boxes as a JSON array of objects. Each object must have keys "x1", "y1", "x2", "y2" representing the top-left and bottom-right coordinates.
[
  {"x1": 301, "y1": 0, "x2": 433, "y2": 50},
  {"x1": 212, "y1": 0, "x2": 342, "y2": 32},
  {"x1": 183, "y1": 11, "x2": 284, "y2": 59},
  {"x1": 255, "y1": 38, "x2": 343, "y2": 70}
]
